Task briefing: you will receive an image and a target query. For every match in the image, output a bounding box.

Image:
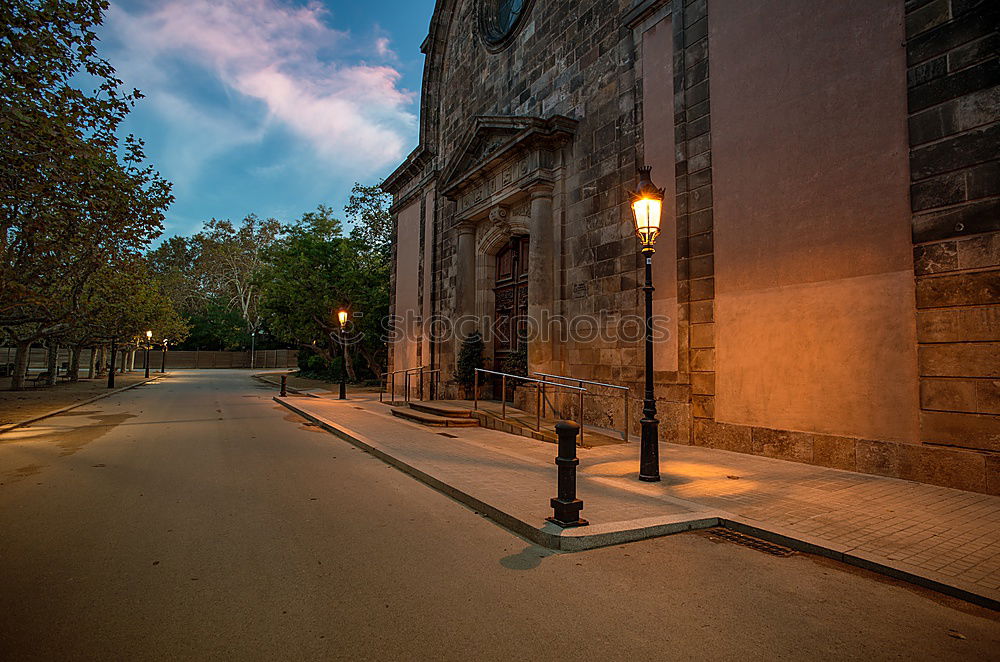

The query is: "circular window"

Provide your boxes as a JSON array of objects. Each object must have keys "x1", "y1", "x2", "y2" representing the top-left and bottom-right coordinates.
[{"x1": 479, "y1": 0, "x2": 535, "y2": 51}]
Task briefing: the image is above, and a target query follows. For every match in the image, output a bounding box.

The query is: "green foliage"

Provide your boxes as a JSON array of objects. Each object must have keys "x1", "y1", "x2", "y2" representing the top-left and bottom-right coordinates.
[
  {"x1": 258, "y1": 189, "x2": 391, "y2": 381},
  {"x1": 78, "y1": 256, "x2": 189, "y2": 346},
  {"x1": 0, "y1": 0, "x2": 179, "y2": 389},
  {"x1": 501, "y1": 344, "x2": 528, "y2": 378},
  {"x1": 146, "y1": 215, "x2": 284, "y2": 350},
  {"x1": 0, "y1": 0, "x2": 173, "y2": 343},
  {"x1": 456, "y1": 331, "x2": 485, "y2": 387}
]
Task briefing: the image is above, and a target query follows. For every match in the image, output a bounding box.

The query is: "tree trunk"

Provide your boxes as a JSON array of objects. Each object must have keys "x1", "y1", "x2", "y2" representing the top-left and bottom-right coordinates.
[
  {"x1": 344, "y1": 345, "x2": 357, "y2": 382},
  {"x1": 94, "y1": 345, "x2": 105, "y2": 377},
  {"x1": 11, "y1": 342, "x2": 30, "y2": 391},
  {"x1": 357, "y1": 345, "x2": 383, "y2": 381},
  {"x1": 87, "y1": 346, "x2": 97, "y2": 379},
  {"x1": 46, "y1": 343, "x2": 57, "y2": 386},
  {"x1": 128, "y1": 349, "x2": 136, "y2": 372},
  {"x1": 70, "y1": 345, "x2": 82, "y2": 382}
]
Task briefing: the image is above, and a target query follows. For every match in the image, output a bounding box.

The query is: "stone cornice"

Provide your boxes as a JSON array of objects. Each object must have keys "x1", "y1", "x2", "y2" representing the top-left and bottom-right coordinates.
[
  {"x1": 439, "y1": 115, "x2": 577, "y2": 216},
  {"x1": 382, "y1": 145, "x2": 433, "y2": 197}
]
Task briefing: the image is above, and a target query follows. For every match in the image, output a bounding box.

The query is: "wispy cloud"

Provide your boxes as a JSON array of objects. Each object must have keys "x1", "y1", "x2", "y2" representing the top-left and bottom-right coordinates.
[{"x1": 106, "y1": 0, "x2": 417, "y2": 177}]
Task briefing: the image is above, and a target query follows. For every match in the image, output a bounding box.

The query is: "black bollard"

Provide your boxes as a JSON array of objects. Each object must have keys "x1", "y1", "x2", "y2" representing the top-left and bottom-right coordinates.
[
  {"x1": 280, "y1": 375, "x2": 287, "y2": 397},
  {"x1": 547, "y1": 421, "x2": 589, "y2": 528}
]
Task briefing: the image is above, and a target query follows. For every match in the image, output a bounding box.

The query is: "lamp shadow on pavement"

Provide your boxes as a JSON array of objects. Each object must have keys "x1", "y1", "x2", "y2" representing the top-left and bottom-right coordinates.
[{"x1": 500, "y1": 545, "x2": 559, "y2": 571}]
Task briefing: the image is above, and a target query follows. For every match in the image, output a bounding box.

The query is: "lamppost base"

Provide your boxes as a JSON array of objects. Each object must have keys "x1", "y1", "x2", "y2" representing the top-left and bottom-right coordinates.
[{"x1": 639, "y1": 474, "x2": 661, "y2": 483}]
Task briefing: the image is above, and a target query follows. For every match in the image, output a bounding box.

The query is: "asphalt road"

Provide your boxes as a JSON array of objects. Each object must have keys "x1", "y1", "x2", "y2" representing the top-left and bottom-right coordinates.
[{"x1": 0, "y1": 370, "x2": 996, "y2": 661}]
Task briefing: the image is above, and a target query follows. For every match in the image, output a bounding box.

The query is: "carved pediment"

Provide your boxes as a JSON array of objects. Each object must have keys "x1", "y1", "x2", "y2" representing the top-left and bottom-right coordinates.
[{"x1": 440, "y1": 115, "x2": 578, "y2": 205}]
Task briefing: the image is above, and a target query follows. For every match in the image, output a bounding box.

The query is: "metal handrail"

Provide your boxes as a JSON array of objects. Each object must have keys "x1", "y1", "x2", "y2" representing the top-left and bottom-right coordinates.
[
  {"x1": 533, "y1": 371, "x2": 631, "y2": 442},
  {"x1": 532, "y1": 372, "x2": 628, "y2": 392},
  {"x1": 474, "y1": 368, "x2": 586, "y2": 441},
  {"x1": 410, "y1": 368, "x2": 442, "y2": 402},
  {"x1": 380, "y1": 366, "x2": 429, "y2": 403}
]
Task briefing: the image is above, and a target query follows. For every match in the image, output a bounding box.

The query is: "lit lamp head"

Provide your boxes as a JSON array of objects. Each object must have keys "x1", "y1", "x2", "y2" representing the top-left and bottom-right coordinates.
[
  {"x1": 337, "y1": 310, "x2": 348, "y2": 329},
  {"x1": 631, "y1": 166, "x2": 665, "y2": 253},
  {"x1": 145, "y1": 330, "x2": 152, "y2": 340}
]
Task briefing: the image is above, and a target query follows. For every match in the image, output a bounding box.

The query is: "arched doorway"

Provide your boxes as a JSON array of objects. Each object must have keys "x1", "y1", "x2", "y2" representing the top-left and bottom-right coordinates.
[{"x1": 492, "y1": 235, "x2": 528, "y2": 399}]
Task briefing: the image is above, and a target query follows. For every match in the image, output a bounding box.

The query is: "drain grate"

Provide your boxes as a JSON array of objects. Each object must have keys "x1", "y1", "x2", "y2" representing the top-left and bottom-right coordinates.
[
  {"x1": 438, "y1": 432, "x2": 458, "y2": 438},
  {"x1": 706, "y1": 528, "x2": 796, "y2": 557}
]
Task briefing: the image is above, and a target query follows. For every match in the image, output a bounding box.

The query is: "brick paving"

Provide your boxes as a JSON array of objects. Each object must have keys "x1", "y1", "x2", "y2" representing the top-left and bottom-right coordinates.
[{"x1": 277, "y1": 392, "x2": 1000, "y2": 602}]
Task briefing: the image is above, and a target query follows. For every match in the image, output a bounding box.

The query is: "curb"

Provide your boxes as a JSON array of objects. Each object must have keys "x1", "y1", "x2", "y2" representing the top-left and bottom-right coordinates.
[
  {"x1": 253, "y1": 374, "x2": 321, "y2": 398},
  {"x1": 0, "y1": 376, "x2": 163, "y2": 435},
  {"x1": 274, "y1": 395, "x2": 1000, "y2": 611}
]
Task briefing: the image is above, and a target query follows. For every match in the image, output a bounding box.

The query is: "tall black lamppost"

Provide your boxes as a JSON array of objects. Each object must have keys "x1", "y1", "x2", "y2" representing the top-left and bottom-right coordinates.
[
  {"x1": 337, "y1": 310, "x2": 348, "y2": 400},
  {"x1": 631, "y1": 166, "x2": 665, "y2": 482},
  {"x1": 161, "y1": 339, "x2": 168, "y2": 373},
  {"x1": 144, "y1": 330, "x2": 152, "y2": 378}
]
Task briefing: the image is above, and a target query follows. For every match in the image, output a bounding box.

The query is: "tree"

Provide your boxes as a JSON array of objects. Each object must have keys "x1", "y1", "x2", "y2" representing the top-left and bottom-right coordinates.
[
  {"x1": 1, "y1": 0, "x2": 173, "y2": 387},
  {"x1": 258, "y1": 191, "x2": 391, "y2": 382},
  {"x1": 193, "y1": 215, "x2": 284, "y2": 337}
]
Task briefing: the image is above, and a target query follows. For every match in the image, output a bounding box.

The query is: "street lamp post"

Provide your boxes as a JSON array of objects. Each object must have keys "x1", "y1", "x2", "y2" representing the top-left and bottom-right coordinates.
[
  {"x1": 631, "y1": 166, "x2": 665, "y2": 482},
  {"x1": 144, "y1": 330, "x2": 152, "y2": 379},
  {"x1": 337, "y1": 310, "x2": 348, "y2": 400},
  {"x1": 161, "y1": 339, "x2": 168, "y2": 373}
]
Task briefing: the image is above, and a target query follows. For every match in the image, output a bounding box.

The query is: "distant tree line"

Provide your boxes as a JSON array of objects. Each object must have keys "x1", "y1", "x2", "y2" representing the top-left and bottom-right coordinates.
[{"x1": 151, "y1": 184, "x2": 392, "y2": 383}]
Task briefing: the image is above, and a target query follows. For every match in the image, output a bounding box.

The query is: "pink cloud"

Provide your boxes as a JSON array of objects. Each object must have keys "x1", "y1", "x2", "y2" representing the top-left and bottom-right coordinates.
[{"x1": 107, "y1": 0, "x2": 416, "y2": 172}]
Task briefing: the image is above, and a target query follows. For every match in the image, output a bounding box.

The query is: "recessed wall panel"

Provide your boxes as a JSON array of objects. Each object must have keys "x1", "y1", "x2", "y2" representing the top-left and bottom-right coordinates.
[{"x1": 710, "y1": 0, "x2": 919, "y2": 441}]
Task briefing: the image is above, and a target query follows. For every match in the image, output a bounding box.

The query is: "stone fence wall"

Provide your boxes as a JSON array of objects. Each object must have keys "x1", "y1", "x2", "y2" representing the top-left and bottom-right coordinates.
[{"x1": 0, "y1": 348, "x2": 298, "y2": 372}]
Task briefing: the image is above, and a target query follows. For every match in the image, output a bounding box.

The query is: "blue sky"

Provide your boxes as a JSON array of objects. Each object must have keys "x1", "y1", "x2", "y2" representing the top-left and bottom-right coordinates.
[{"x1": 99, "y1": 0, "x2": 436, "y2": 238}]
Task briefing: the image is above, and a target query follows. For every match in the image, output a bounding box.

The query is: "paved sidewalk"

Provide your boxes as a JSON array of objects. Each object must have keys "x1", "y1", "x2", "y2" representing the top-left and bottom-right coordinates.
[{"x1": 274, "y1": 392, "x2": 1000, "y2": 608}]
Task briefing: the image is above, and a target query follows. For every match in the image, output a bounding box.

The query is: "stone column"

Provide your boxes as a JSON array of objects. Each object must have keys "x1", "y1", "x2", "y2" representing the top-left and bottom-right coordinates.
[
  {"x1": 528, "y1": 184, "x2": 555, "y2": 371},
  {"x1": 455, "y1": 221, "x2": 478, "y2": 340}
]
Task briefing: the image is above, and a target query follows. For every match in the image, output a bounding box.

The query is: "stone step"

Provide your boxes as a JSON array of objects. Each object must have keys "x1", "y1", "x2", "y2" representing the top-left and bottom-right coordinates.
[
  {"x1": 408, "y1": 402, "x2": 476, "y2": 418},
  {"x1": 390, "y1": 407, "x2": 479, "y2": 427}
]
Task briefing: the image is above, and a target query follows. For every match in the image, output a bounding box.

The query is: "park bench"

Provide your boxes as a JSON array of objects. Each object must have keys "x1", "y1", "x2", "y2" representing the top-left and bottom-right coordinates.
[{"x1": 27, "y1": 371, "x2": 51, "y2": 387}]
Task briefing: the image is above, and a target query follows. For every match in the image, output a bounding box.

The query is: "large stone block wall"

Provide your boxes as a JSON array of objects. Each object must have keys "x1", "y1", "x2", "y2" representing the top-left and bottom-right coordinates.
[{"x1": 905, "y1": 0, "x2": 999, "y2": 488}]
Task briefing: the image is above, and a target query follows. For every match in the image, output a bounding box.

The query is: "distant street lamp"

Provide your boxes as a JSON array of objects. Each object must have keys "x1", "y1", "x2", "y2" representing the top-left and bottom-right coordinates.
[
  {"x1": 250, "y1": 330, "x2": 257, "y2": 370},
  {"x1": 161, "y1": 339, "x2": 168, "y2": 373},
  {"x1": 144, "y1": 330, "x2": 152, "y2": 379},
  {"x1": 631, "y1": 165, "x2": 665, "y2": 482},
  {"x1": 338, "y1": 310, "x2": 348, "y2": 400}
]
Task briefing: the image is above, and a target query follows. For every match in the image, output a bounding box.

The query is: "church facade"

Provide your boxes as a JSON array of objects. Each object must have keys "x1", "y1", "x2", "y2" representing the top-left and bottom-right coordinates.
[{"x1": 383, "y1": 0, "x2": 999, "y2": 494}]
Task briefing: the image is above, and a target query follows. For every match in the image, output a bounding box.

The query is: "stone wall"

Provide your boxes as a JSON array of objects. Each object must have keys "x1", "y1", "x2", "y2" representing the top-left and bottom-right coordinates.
[
  {"x1": 905, "y1": 0, "x2": 999, "y2": 472},
  {"x1": 384, "y1": 0, "x2": 999, "y2": 494}
]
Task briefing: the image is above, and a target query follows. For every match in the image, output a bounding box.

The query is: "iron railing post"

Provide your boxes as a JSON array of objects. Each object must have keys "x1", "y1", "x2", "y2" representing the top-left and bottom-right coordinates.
[
  {"x1": 624, "y1": 389, "x2": 630, "y2": 442},
  {"x1": 578, "y1": 389, "x2": 585, "y2": 446},
  {"x1": 501, "y1": 375, "x2": 507, "y2": 419},
  {"x1": 535, "y1": 382, "x2": 541, "y2": 431},
  {"x1": 474, "y1": 369, "x2": 479, "y2": 410}
]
